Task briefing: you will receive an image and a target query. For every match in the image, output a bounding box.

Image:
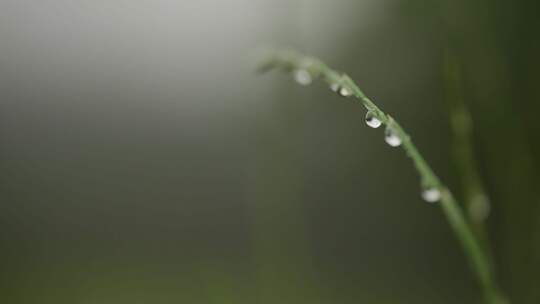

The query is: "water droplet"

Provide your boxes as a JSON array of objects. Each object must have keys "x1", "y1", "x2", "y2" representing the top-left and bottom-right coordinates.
[
  {"x1": 294, "y1": 69, "x2": 312, "y2": 86},
  {"x1": 338, "y1": 86, "x2": 352, "y2": 97},
  {"x1": 330, "y1": 83, "x2": 340, "y2": 92},
  {"x1": 422, "y1": 187, "x2": 441, "y2": 203},
  {"x1": 365, "y1": 112, "x2": 382, "y2": 128},
  {"x1": 384, "y1": 128, "x2": 402, "y2": 147}
]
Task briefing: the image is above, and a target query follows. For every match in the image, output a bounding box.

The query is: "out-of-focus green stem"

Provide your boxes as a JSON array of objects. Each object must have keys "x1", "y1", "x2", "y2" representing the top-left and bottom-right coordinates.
[
  {"x1": 258, "y1": 49, "x2": 507, "y2": 304},
  {"x1": 443, "y1": 50, "x2": 491, "y2": 233}
]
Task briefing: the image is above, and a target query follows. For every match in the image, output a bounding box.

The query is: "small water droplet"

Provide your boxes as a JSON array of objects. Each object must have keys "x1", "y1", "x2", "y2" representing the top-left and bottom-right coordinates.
[
  {"x1": 422, "y1": 188, "x2": 441, "y2": 203},
  {"x1": 338, "y1": 86, "x2": 352, "y2": 97},
  {"x1": 384, "y1": 128, "x2": 402, "y2": 147},
  {"x1": 294, "y1": 69, "x2": 312, "y2": 86},
  {"x1": 330, "y1": 83, "x2": 340, "y2": 92},
  {"x1": 365, "y1": 112, "x2": 382, "y2": 128}
]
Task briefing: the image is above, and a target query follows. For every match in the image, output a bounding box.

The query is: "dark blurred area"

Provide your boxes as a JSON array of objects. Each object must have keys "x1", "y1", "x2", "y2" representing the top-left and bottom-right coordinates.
[{"x1": 0, "y1": 1, "x2": 539, "y2": 303}]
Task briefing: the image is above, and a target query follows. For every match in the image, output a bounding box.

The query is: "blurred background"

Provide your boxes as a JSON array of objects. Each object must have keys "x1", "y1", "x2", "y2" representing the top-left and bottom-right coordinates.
[{"x1": 0, "y1": 0, "x2": 539, "y2": 303}]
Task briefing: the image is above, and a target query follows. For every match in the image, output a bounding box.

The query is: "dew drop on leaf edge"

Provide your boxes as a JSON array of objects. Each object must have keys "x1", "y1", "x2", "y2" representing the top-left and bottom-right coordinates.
[
  {"x1": 365, "y1": 112, "x2": 382, "y2": 128},
  {"x1": 293, "y1": 69, "x2": 312, "y2": 86},
  {"x1": 422, "y1": 188, "x2": 441, "y2": 203},
  {"x1": 384, "y1": 128, "x2": 402, "y2": 147},
  {"x1": 338, "y1": 86, "x2": 352, "y2": 97}
]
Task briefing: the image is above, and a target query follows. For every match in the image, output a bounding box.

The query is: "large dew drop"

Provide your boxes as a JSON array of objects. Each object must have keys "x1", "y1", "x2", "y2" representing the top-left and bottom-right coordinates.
[
  {"x1": 384, "y1": 128, "x2": 402, "y2": 147},
  {"x1": 422, "y1": 187, "x2": 441, "y2": 203},
  {"x1": 365, "y1": 112, "x2": 382, "y2": 128},
  {"x1": 294, "y1": 69, "x2": 312, "y2": 86}
]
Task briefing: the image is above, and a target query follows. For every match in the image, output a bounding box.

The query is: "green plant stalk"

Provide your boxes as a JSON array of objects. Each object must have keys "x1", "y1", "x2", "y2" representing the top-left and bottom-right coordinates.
[
  {"x1": 442, "y1": 51, "x2": 499, "y2": 295},
  {"x1": 258, "y1": 49, "x2": 506, "y2": 304},
  {"x1": 443, "y1": 50, "x2": 492, "y2": 236}
]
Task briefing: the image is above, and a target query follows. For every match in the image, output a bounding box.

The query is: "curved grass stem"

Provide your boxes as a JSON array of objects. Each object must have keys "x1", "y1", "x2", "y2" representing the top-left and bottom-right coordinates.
[{"x1": 257, "y1": 49, "x2": 507, "y2": 304}]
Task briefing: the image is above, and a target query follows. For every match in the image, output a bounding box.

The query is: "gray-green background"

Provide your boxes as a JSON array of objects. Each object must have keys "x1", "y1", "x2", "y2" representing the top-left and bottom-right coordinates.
[{"x1": 1, "y1": 1, "x2": 539, "y2": 303}]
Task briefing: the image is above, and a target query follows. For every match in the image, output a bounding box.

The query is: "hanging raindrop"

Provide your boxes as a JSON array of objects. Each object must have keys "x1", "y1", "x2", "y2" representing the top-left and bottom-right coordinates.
[
  {"x1": 338, "y1": 86, "x2": 352, "y2": 97},
  {"x1": 330, "y1": 83, "x2": 340, "y2": 92},
  {"x1": 365, "y1": 112, "x2": 382, "y2": 128},
  {"x1": 422, "y1": 187, "x2": 441, "y2": 203},
  {"x1": 294, "y1": 69, "x2": 312, "y2": 86},
  {"x1": 384, "y1": 128, "x2": 402, "y2": 147}
]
